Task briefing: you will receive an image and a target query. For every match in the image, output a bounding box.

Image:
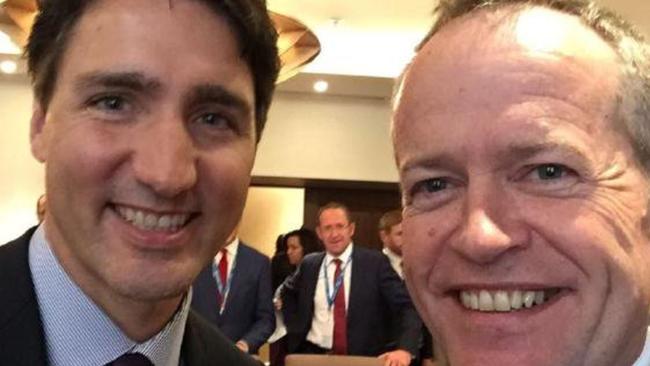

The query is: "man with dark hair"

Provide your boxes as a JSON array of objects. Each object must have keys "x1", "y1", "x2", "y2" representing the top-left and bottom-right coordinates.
[
  {"x1": 392, "y1": 0, "x2": 650, "y2": 365},
  {"x1": 0, "y1": 0, "x2": 279, "y2": 365},
  {"x1": 281, "y1": 202, "x2": 421, "y2": 366},
  {"x1": 378, "y1": 209, "x2": 405, "y2": 278},
  {"x1": 378, "y1": 210, "x2": 436, "y2": 366}
]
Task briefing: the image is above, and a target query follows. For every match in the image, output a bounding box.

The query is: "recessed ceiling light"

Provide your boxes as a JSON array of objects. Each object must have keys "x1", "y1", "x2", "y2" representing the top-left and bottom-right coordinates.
[
  {"x1": 0, "y1": 60, "x2": 17, "y2": 74},
  {"x1": 0, "y1": 31, "x2": 21, "y2": 55},
  {"x1": 313, "y1": 80, "x2": 329, "y2": 93}
]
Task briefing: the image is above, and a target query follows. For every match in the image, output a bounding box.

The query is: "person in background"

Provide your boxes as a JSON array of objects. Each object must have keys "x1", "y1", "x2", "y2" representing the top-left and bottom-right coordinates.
[
  {"x1": 392, "y1": 0, "x2": 650, "y2": 365},
  {"x1": 281, "y1": 202, "x2": 421, "y2": 366},
  {"x1": 192, "y1": 226, "x2": 275, "y2": 355},
  {"x1": 270, "y1": 228, "x2": 322, "y2": 366},
  {"x1": 271, "y1": 234, "x2": 292, "y2": 292},
  {"x1": 378, "y1": 210, "x2": 435, "y2": 366},
  {"x1": 285, "y1": 228, "x2": 322, "y2": 267},
  {"x1": 378, "y1": 210, "x2": 405, "y2": 278},
  {"x1": 0, "y1": 0, "x2": 279, "y2": 364}
]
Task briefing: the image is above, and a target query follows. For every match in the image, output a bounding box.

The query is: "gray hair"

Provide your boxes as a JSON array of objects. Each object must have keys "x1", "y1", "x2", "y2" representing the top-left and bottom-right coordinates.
[{"x1": 395, "y1": 0, "x2": 650, "y2": 174}]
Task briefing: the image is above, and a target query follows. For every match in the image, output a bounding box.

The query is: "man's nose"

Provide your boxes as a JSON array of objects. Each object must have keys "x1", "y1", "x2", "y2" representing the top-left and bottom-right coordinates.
[
  {"x1": 450, "y1": 184, "x2": 528, "y2": 264},
  {"x1": 131, "y1": 118, "x2": 197, "y2": 197}
]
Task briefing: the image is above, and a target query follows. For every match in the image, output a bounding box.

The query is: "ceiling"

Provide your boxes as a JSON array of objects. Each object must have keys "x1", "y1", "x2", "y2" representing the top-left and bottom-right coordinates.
[
  {"x1": 268, "y1": 0, "x2": 650, "y2": 79},
  {"x1": 0, "y1": 0, "x2": 649, "y2": 95}
]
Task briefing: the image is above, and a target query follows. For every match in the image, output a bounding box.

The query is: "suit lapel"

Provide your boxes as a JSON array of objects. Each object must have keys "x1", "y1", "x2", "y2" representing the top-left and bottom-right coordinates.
[
  {"x1": 306, "y1": 252, "x2": 325, "y2": 303},
  {"x1": 347, "y1": 246, "x2": 363, "y2": 325},
  {"x1": 0, "y1": 227, "x2": 48, "y2": 366},
  {"x1": 182, "y1": 310, "x2": 258, "y2": 366}
]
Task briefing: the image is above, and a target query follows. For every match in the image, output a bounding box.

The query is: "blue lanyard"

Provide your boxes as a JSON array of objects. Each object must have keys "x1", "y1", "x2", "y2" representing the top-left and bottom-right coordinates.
[
  {"x1": 324, "y1": 256, "x2": 352, "y2": 310},
  {"x1": 212, "y1": 253, "x2": 236, "y2": 312}
]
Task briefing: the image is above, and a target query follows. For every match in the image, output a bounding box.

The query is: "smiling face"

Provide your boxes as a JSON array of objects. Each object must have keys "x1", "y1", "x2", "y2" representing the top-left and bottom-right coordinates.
[
  {"x1": 393, "y1": 7, "x2": 650, "y2": 366},
  {"x1": 30, "y1": 0, "x2": 255, "y2": 313},
  {"x1": 317, "y1": 208, "x2": 355, "y2": 256}
]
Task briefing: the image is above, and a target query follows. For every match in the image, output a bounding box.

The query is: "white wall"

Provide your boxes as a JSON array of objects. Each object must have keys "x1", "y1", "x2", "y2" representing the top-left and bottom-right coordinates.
[
  {"x1": 254, "y1": 92, "x2": 398, "y2": 182},
  {"x1": 0, "y1": 80, "x2": 43, "y2": 244},
  {"x1": 0, "y1": 79, "x2": 397, "y2": 245}
]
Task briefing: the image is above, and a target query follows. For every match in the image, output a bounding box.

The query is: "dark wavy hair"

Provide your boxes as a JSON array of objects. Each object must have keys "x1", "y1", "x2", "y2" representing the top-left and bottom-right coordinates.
[
  {"x1": 26, "y1": 0, "x2": 280, "y2": 142},
  {"x1": 284, "y1": 228, "x2": 322, "y2": 256}
]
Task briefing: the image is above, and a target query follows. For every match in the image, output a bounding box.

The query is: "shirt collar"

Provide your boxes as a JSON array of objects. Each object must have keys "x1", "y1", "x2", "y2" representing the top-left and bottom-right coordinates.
[
  {"x1": 215, "y1": 237, "x2": 239, "y2": 263},
  {"x1": 382, "y1": 247, "x2": 401, "y2": 262},
  {"x1": 29, "y1": 224, "x2": 190, "y2": 366},
  {"x1": 326, "y1": 242, "x2": 353, "y2": 265}
]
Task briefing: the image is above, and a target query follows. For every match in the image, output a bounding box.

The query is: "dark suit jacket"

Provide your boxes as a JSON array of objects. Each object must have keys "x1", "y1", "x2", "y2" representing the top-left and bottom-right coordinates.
[
  {"x1": 0, "y1": 228, "x2": 260, "y2": 366},
  {"x1": 281, "y1": 245, "x2": 421, "y2": 357},
  {"x1": 192, "y1": 242, "x2": 275, "y2": 354}
]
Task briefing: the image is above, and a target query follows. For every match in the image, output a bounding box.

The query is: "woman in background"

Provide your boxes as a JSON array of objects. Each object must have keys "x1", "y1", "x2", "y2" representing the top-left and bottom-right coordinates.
[
  {"x1": 269, "y1": 228, "x2": 322, "y2": 366},
  {"x1": 284, "y1": 228, "x2": 321, "y2": 267}
]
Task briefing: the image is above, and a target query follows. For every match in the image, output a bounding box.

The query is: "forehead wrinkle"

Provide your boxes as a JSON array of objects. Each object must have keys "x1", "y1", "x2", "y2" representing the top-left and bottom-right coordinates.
[{"x1": 74, "y1": 71, "x2": 163, "y2": 96}]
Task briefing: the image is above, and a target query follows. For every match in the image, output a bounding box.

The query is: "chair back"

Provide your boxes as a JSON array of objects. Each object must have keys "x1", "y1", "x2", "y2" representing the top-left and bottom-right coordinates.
[{"x1": 284, "y1": 354, "x2": 382, "y2": 366}]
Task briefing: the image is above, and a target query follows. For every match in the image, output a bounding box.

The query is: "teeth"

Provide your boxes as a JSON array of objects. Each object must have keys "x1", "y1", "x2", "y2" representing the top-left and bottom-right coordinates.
[
  {"x1": 478, "y1": 290, "x2": 494, "y2": 311},
  {"x1": 469, "y1": 292, "x2": 479, "y2": 310},
  {"x1": 459, "y1": 289, "x2": 557, "y2": 313},
  {"x1": 115, "y1": 205, "x2": 189, "y2": 233},
  {"x1": 523, "y1": 291, "x2": 535, "y2": 308},
  {"x1": 510, "y1": 290, "x2": 523, "y2": 310},
  {"x1": 494, "y1": 291, "x2": 510, "y2": 312}
]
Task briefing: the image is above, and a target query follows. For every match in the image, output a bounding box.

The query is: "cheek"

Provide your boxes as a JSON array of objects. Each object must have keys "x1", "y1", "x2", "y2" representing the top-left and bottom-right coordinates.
[
  {"x1": 403, "y1": 209, "x2": 456, "y2": 280},
  {"x1": 46, "y1": 123, "x2": 123, "y2": 205},
  {"x1": 198, "y1": 145, "x2": 254, "y2": 213}
]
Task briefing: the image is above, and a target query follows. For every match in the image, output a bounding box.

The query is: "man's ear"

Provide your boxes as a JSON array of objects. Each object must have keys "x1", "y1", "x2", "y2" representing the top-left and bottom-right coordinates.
[
  {"x1": 379, "y1": 230, "x2": 388, "y2": 246},
  {"x1": 30, "y1": 100, "x2": 48, "y2": 163}
]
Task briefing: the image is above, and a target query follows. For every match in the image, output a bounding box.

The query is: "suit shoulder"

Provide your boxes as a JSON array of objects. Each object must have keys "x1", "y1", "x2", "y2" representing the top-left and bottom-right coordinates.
[
  {"x1": 301, "y1": 251, "x2": 325, "y2": 265},
  {"x1": 184, "y1": 311, "x2": 260, "y2": 365},
  {"x1": 238, "y1": 242, "x2": 270, "y2": 262},
  {"x1": 353, "y1": 245, "x2": 384, "y2": 259}
]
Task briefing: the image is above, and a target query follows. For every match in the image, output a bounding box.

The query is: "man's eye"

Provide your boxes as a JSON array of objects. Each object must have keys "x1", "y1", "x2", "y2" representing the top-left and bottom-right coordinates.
[
  {"x1": 405, "y1": 177, "x2": 456, "y2": 212},
  {"x1": 90, "y1": 95, "x2": 127, "y2": 111},
  {"x1": 535, "y1": 164, "x2": 566, "y2": 180},
  {"x1": 418, "y1": 178, "x2": 448, "y2": 193},
  {"x1": 517, "y1": 163, "x2": 579, "y2": 195},
  {"x1": 197, "y1": 112, "x2": 231, "y2": 129}
]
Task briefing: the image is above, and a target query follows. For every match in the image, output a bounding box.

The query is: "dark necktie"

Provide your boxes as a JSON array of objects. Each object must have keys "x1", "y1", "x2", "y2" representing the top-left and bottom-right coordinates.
[
  {"x1": 332, "y1": 258, "x2": 347, "y2": 355},
  {"x1": 106, "y1": 353, "x2": 153, "y2": 366}
]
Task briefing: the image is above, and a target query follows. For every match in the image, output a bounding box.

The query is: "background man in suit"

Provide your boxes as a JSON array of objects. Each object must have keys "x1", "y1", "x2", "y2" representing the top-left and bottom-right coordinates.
[
  {"x1": 392, "y1": 0, "x2": 650, "y2": 365},
  {"x1": 282, "y1": 202, "x2": 421, "y2": 366},
  {"x1": 379, "y1": 210, "x2": 405, "y2": 279},
  {"x1": 378, "y1": 210, "x2": 435, "y2": 366},
  {"x1": 0, "y1": 0, "x2": 279, "y2": 365},
  {"x1": 192, "y1": 227, "x2": 275, "y2": 354}
]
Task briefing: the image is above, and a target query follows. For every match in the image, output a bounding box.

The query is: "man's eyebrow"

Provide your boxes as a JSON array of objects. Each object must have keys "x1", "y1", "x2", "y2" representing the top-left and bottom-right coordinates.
[
  {"x1": 400, "y1": 142, "x2": 587, "y2": 173},
  {"x1": 74, "y1": 71, "x2": 163, "y2": 95},
  {"x1": 499, "y1": 142, "x2": 587, "y2": 162},
  {"x1": 400, "y1": 152, "x2": 464, "y2": 174},
  {"x1": 183, "y1": 84, "x2": 252, "y2": 117}
]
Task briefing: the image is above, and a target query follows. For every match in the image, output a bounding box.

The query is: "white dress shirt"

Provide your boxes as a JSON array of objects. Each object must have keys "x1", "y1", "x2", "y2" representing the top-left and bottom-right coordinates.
[
  {"x1": 214, "y1": 238, "x2": 239, "y2": 281},
  {"x1": 212, "y1": 238, "x2": 239, "y2": 307},
  {"x1": 29, "y1": 224, "x2": 190, "y2": 366},
  {"x1": 306, "y1": 243, "x2": 353, "y2": 349}
]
